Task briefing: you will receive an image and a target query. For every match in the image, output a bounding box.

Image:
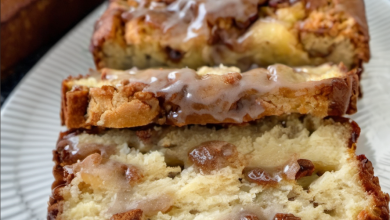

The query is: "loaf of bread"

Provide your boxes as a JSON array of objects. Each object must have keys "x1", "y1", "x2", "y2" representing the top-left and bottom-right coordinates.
[
  {"x1": 61, "y1": 63, "x2": 359, "y2": 129},
  {"x1": 48, "y1": 115, "x2": 389, "y2": 220},
  {"x1": 1, "y1": 0, "x2": 104, "y2": 73},
  {"x1": 91, "y1": 0, "x2": 369, "y2": 72}
]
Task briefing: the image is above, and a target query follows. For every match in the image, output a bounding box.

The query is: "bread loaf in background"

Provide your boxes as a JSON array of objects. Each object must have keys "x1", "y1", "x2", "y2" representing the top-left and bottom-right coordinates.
[
  {"x1": 91, "y1": 0, "x2": 369, "y2": 73},
  {"x1": 1, "y1": 0, "x2": 104, "y2": 75}
]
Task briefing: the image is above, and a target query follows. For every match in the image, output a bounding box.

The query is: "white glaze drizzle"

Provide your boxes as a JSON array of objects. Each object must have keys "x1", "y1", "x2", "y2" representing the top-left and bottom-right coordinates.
[
  {"x1": 123, "y1": 0, "x2": 260, "y2": 44},
  {"x1": 100, "y1": 64, "x2": 341, "y2": 124}
]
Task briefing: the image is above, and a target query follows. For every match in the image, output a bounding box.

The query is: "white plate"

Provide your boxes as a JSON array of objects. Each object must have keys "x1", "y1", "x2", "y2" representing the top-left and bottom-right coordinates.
[{"x1": 1, "y1": 1, "x2": 390, "y2": 219}]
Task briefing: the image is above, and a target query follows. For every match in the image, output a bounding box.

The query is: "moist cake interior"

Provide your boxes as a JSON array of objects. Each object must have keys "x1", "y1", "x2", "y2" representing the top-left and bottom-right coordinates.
[{"x1": 54, "y1": 115, "x2": 372, "y2": 220}]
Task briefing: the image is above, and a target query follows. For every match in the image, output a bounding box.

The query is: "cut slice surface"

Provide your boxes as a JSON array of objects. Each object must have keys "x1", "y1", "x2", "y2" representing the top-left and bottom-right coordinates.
[
  {"x1": 48, "y1": 115, "x2": 389, "y2": 220},
  {"x1": 61, "y1": 64, "x2": 359, "y2": 129},
  {"x1": 91, "y1": 0, "x2": 369, "y2": 72}
]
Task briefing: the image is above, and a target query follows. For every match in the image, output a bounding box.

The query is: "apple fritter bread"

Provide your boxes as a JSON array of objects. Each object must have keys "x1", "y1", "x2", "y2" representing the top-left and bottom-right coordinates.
[
  {"x1": 61, "y1": 64, "x2": 358, "y2": 129},
  {"x1": 91, "y1": 0, "x2": 369, "y2": 72},
  {"x1": 48, "y1": 115, "x2": 389, "y2": 220}
]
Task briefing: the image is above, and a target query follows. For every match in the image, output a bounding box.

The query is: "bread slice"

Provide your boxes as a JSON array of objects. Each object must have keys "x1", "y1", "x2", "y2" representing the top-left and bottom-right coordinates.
[
  {"x1": 91, "y1": 0, "x2": 369, "y2": 72},
  {"x1": 61, "y1": 64, "x2": 359, "y2": 129},
  {"x1": 48, "y1": 115, "x2": 389, "y2": 220}
]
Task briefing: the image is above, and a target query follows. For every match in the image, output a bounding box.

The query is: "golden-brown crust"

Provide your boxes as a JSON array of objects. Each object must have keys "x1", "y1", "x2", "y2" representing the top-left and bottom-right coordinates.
[
  {"x1": 305, "y1": 0, "x2": 369, "y2": 40},
  {"x1": 48, "y1": 137, "x2": 69, "y2": 220},
  {"x1": 90, "y1": 1, "x2": 127, "y2": 69},
  {"x1": 61, "y1": 68, "x2": 359, "y2": 129},
  {"x1": 356, "y1": 155, "x2": 390, "y2": 220},
  {"x1": 86, "y1": 86, "x2": 161, "y2": 128},
  {"x1": 336, "y1": 0, "x2": 369, "y2": 40},
  {"x1": 47, "y1": 201, "x2": 64, "y2": 220},
  {"x1": 324, "y1": 116, "x2": 361, "y2": 150},
  {"x1": 91, "y1": 0, "x2": 370, "y2": 71},
  {"x1": 328, "y1": 71, "x2": 359, "y2": 115},
  {"x1": 300, "y1": 0, "x2": 370, "y2": 77},
  {"x1": 60, "y1": 75, "x2": 89, "y2": 127},
  {"x1": 273, "y1": 213, "x2": 301, "y2": 220},
  {"x1": 48, "y1": 128, "x2": 108, "y2": 220}
]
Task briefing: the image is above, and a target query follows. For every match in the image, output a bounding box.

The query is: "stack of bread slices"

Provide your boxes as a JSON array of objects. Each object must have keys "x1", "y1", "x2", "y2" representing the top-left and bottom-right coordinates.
[{"x1": 48, "y1": 0, "x2": 389, "y2": 220}]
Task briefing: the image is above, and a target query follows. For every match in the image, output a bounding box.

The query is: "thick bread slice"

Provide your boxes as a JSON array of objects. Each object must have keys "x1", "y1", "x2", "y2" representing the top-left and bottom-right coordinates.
[
  {"x1": 61, "y1": 64, "x2": 359, "y2": 129},
  {"x1": 48, "y1": 115, "x2": 389, "y2": 220},
  {"x1": 91, "y1": 0, "x2": 369, "y2": 72}
]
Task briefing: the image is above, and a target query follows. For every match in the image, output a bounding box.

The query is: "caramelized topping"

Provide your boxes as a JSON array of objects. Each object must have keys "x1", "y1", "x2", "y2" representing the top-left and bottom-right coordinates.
[
  {"x1": 273, "y1": 213, "x2": 301, "y2": 220},
  {"x1": 188, "y1": 141, "x2": 238, "y2": 174},
  {"x1": 295, "y1": 159, "x2": 315, "y2": 179},
  {"x1": 110, "y1": 209, "x2": 143, "y2": 220},
  {"x1": 241, "y1": 214, "x2": 260, "y2": 220},
  {"x1": 121, "y1": 164, "x2": 144, "y2": 184},
  {"x1": 243, "y1": 157, "x2": 303, "y2": 185},
  {"x1": 222, "y1": 72, "x2": 242, "y2": 84}
]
